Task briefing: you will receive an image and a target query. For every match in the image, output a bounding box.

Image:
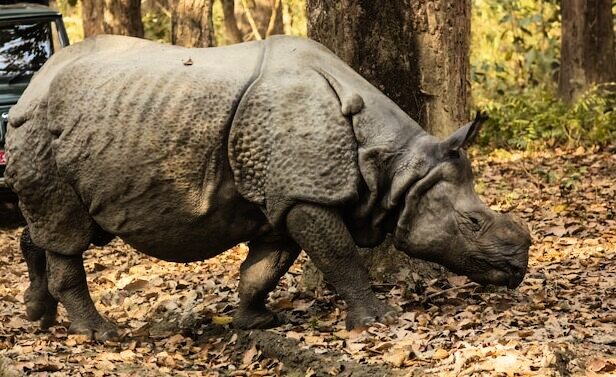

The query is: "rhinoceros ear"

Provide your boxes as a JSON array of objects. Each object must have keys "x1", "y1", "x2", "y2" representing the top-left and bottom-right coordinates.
[{"x1": 443, "y1": 111, "x2": 488, "y2": 151}]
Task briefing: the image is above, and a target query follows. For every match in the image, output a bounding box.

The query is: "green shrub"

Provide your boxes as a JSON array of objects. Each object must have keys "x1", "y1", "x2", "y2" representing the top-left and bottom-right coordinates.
[
  {"x1": 471, "y1": 0, "x2": 561, "y2": 101},
  {"x1": 143, "y1": 6, "x2": 171, "y2": 44},
  {"x1": 477, "y1": 84, "x2": 616, "y2": 149}
]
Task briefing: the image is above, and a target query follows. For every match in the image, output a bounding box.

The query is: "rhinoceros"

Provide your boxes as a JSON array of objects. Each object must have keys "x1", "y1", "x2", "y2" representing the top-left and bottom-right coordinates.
[{"x1": 5, "y1": 35, "x2": 531, "y2": 340}]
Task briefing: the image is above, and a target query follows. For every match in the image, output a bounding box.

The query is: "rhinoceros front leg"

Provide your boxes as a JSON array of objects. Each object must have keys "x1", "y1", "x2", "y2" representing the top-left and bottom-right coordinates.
[
  {"x1": 286, "y1": 203, "x2": 397, "y2": 330},
  {"x1": 234, "y1": 235, "x2": 301, "y2": 329},
  {"x1": 20, "y1": 227, "x2": 58, "y2": 329},
  {"x1": 46, "y1": 251, "x2": 119, "y2": 341}
]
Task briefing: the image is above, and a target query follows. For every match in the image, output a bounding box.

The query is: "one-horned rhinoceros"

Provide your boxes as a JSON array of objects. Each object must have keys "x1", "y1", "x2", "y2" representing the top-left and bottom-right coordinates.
[{"x1": 5, "y1": 35, "x2": 531, "y2": 340}]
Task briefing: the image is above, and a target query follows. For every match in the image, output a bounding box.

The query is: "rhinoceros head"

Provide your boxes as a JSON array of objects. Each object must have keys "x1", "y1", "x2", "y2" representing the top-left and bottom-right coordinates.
[{"x1": 391, "y1": 113, "x2": 531, "y2": 288}]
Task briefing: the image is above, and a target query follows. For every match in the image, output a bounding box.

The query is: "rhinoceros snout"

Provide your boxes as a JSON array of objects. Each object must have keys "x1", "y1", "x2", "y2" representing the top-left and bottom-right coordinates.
[
  {"x1": 507, "y1": 269, "x2": 525, "y2": 288},
  {"x1": 506, "y1": 258, "x2": 528, "y2": 288},
  {"x1": 465, "y1": 243, "x2": 529, "y2": 289}
]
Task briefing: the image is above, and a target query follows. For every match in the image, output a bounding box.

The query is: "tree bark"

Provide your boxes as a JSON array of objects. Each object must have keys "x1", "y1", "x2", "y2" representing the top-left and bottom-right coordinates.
[
  {"x1": 104, "y1": 0, "x2": 144, "y2": 37},
  {"x1": 172, "y1": 0, "x2": 216, "y2": 47},
  {"x1": 558, "y1": 0, "x2": 616, "y2": 102},
  {"x1": 306, "y1": 0, "x2": 471, "y2": 287},
  {"x1": 307, "y1": 0, "x2": 470, "y2": 138},
  {"x1": 81, "y1": 0, "x2": 144, "y2": 38},
  {"x1": 81, "y1": 0, "x2": 105, "y2": 37}
]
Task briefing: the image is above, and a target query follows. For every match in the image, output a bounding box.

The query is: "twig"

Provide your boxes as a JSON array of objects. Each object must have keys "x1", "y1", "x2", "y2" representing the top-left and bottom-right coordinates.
[
  {"x1": 155, "y1": 0, "x2": 172, "y2": 18},
  {"x1": 422, "y1": 282, "x2": 478, "y2": 303},
  {"x1": 240, "y1": 0, "x2": 262, "y2": 40},
  {"x1": 265, "y1": 0, "x2": 281, "y2": 37},
  {"x1": 519, "y1": 151, "x2": 544, "y2": 198}
]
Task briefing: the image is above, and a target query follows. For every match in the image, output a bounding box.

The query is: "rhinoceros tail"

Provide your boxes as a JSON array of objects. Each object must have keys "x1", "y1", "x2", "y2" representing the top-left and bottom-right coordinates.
[{"x1": 313, "y1": 67, "x2": 365, "y2": 116}]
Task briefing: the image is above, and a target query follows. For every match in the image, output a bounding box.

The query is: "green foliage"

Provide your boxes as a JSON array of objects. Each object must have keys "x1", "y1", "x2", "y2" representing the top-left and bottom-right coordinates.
[
  {"x1": 478, "y1": 84, "x2": 616, "y2": 149},
  {"x1": 283, "y1": 0, "x2": 306, "y2": 37},
  {"x1": 471, "y1": 0, "x2": 561, "y2": 100},
  {"x1": 212, "y1": 0, "x2": 226, "y2": 46},
  {"x1": 472, "y1": 0, "x2": 616, "y2": 149}
]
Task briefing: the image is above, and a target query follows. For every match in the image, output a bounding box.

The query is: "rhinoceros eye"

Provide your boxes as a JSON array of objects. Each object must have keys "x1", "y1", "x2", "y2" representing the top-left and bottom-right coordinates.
[
  {"x1": 466, "y1": 214, "x2": 482, "y2": 232},
  {"x1": 447, "y1": 149, "x2": 460, "y2": 159}
]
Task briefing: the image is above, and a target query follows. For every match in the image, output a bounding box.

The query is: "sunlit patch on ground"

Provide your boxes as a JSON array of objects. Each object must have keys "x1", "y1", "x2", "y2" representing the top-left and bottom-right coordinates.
[{"x1": 0, "y1": 148, "x2": 614, "y2": 376}]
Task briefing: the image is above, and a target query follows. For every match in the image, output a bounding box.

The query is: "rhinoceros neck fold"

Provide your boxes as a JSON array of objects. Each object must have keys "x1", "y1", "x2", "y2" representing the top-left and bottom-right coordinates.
[{"x1": 345, "y1": 95, "x2": 439, "y2": 247}]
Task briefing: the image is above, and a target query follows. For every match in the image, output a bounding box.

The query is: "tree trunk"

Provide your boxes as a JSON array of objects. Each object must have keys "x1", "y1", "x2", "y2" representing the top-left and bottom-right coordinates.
[
  {"x1": 81, "y1": 0, "x2": 144, "y2": 38},
  {"x1": 172, "y1": 0, "x2": 216, "y2": 47},
  {"x1": 307, "y1": 0, "x2": 470, "y2": 137},
  {"x1": 222, "y1": 0, "x2": 244, "y2": 43},
  {"x1": 558, "y1": 0, "x2": 616, "y2": 102},
  {"x1": 81, "y1": 0, "x2": 105, "y2": 37},
  {"x1": 305, "y1": 0, "x2": 471, "y2": 289},
  {"x1": 104, "y1": 0, "x2": 144, "y2": 37}
]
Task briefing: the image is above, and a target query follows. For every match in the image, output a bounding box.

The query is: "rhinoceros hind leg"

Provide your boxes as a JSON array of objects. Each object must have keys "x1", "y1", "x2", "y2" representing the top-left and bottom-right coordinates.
[
  {"x1": 286, "y1": 203, "x2": 398, "y2": 330},
  {"x1": 46, "y1": 251, "x2": 119, "y2": 341},
  {"x1": 233, "y1": 236, "x2": 300, "y2": 329},
  {"x1": 21, "y1": 227, "x2": 58, "y2": 329}
]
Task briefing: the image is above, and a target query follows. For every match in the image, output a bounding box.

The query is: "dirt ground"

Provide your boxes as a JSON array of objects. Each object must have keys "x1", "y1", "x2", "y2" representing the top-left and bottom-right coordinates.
[{"x1": 0, "y1": 147, "x2": 614, "y2": 377}]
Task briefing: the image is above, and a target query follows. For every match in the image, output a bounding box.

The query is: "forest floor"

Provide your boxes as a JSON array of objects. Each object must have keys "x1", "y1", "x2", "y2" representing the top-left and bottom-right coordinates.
[{"x1": 0, "y1": 147, "x2": 614, "y2": 377}]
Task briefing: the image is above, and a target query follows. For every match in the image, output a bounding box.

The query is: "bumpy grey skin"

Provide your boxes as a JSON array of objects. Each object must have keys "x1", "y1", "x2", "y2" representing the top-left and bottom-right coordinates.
[{"x1": 5, "y1": 35, "x2": 530, "y2": 337}]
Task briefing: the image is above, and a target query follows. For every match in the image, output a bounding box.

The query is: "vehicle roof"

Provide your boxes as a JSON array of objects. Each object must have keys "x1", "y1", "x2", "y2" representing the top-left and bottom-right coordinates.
[{"x1": 0, "y1": 3, "x2": 61, "y2": 20}]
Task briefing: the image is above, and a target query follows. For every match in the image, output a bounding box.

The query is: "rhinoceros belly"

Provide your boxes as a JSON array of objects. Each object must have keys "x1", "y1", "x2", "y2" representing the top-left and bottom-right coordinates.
[{"x1": 46, "y1": 37, "x2": 269, "y2": 261}]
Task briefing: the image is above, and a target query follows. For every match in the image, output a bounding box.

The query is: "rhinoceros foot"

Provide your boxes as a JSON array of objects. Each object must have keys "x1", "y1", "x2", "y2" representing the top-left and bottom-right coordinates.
[
  {"x1": 345, "y1": 301, "x2": 398, "y2": 330},
  {"x1": 24, "y1": 284, "x2": 58, "y2": 330},
  {"x1": 20, "y1": 227, "x2": 59, "y2": 330},
  {"x1": 233, "y1": 307, "x2": 280, "y2": 330},
  {"x1": 68, "y1": 320, "x2": 121, "y2": 342}
]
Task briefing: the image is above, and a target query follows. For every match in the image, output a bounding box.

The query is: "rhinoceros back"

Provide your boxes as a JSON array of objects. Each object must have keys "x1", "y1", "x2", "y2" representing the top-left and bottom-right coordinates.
[{"x1": 6, "y1": 35, "x2": 264, "y2": 255}]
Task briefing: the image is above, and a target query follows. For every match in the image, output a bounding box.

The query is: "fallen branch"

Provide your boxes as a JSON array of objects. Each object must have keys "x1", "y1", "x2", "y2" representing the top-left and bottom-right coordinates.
[{"x1": 237, "y1": 329, "x2": 402, "y2": 377}]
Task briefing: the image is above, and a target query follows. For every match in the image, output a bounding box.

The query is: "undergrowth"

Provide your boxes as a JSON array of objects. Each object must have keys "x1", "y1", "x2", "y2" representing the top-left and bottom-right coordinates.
[{"x1": 475, "y1": 84, "x2": 616, "y2": 150}]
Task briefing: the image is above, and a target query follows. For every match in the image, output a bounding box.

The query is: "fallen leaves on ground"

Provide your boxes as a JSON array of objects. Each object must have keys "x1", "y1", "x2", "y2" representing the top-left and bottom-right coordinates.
[{"x1": 0, "y1": 147, "x2": 614, "y2": 376}]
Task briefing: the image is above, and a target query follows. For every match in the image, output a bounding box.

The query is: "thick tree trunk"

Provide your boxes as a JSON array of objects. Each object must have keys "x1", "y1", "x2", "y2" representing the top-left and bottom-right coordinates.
[
  {"x1": 81, "y1": 0, "x2": 144, "y2": 38},
  {"x1": 81, "y1": 0, "x2": 105, "y2": 37},
  {"x1": 172, "y1": 0, "x2": 216, "y2": 47},
  {"x1": 307, "y1": 0, "x2": 470, "y2": 137},
  {"x1": 558, "y1": 0, "x2": 616, "y2": 102},
  {"x1": 305, "y1": 0, "x2": 471, "y2": 288}
]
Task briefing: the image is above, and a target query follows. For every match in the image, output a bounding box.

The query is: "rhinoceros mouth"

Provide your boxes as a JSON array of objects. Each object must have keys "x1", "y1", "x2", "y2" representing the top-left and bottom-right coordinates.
[
  {"x1": 466, "y1": 263, "x2": 526, "y2": 289},
  {"x1": 463, "y1": 253, "x2": 527, "y2": 289}
]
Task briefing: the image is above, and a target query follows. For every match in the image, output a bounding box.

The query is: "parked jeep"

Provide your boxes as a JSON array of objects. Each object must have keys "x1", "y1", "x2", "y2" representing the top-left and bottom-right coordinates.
[{"x1": 0, "y1": 3, "x2": 69, "y2": 194}]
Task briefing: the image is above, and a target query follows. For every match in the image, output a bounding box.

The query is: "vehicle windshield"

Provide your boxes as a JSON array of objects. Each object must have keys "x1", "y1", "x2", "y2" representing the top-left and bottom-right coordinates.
[{"x1": 0, "y1": 21, "x2": 53, "y2": 83}]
